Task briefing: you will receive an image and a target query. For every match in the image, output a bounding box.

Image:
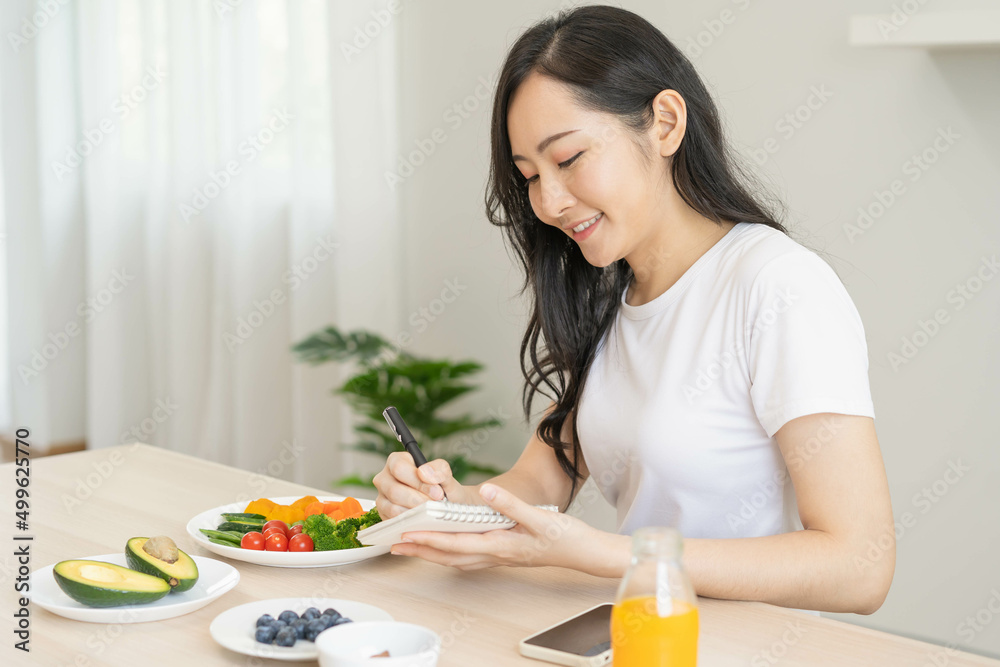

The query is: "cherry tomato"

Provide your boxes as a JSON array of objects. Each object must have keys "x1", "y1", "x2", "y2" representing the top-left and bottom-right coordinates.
[
  {"x1": 263, "y1": 526, "x2": 285, "y2": 539},
  {"x1": 288, "y1": 524, "x2": 304, "y2": 537},
  {"x1": 265, "y1": 533, "x2": 288, "y2": 552},
  {"x1": 240, "y1": 531, "x2": 265, "y2": 550},
  {"x1": 263, "y1": 520, "x2": 289, "y2": 535},
  {"x1": 288, "y1": 534, "x2": 314, "y2": 552}
]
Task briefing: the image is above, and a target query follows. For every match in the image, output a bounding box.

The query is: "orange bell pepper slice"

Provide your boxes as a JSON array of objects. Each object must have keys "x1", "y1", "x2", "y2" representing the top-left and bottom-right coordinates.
[
  {"x1": 267, "y1": 505, "x2": 285, "y2": 524},
  {"x1": 274, "y1": 505, "x2": 300, "y2": 525},
  {"x1": 245, "y1": 498, "x2": 276, "y2": 516},
  {"x1": 303, "y1": 501, "x2": 328, "y2": 518},
  {"x1": 292, "y1": 495, "x2": 319, "y2": 512}
]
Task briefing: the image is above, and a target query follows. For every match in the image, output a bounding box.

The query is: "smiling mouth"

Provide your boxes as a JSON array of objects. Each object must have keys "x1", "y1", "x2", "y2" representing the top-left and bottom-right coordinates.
[{"x1": 572, "y1": 212, "x2": 602, "y2": 233}]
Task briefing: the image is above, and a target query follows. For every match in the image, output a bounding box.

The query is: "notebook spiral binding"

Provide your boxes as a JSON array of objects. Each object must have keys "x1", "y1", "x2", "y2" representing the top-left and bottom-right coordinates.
[
  {"x1": 430, "y1": 501, "x2": 515, "y2": 525},
  {"x1": 425, "y1": 501, "x2": 560, "y2": 523}
]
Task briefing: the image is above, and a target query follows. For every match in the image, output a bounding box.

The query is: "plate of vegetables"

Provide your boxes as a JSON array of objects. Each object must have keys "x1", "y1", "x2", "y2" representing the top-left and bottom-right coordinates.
[{"x1": 185, "y1": 495, "x2": 390, "y2": 568}]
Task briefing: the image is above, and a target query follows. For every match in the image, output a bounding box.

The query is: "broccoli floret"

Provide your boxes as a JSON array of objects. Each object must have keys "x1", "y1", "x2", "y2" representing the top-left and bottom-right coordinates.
[
  {"x1": 339, "y1": 507, "x2": 382, "y2": 533},
  {"x1": 360, "y1": 507, "x2": 380, "y2": 528},
  {"x1": 303, "y1": 508, "x2": 382, "y2": 551},
  {"x1": 303, "y1": 514, "x2": 356, "y2": 551}
]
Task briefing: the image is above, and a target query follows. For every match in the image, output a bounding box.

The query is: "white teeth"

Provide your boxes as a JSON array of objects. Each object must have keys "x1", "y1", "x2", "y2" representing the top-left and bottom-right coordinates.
[{"x1": 573, "y1": 213, "x2": 602, "y2": 233}]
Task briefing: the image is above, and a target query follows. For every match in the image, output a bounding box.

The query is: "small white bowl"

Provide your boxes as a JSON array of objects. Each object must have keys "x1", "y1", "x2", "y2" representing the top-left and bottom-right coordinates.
[{"x1": 316, "y1": 621, "x2": 440, "y2": 667}]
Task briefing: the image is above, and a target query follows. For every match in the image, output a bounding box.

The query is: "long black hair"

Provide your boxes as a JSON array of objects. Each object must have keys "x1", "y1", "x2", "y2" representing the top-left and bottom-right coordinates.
[{"x1": 485, "y1": 5, "x2": 787, "y2": 509}]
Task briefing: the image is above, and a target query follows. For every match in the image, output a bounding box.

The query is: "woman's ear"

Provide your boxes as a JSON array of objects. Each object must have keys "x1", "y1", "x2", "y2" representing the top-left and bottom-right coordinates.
[{"x1": 648, "y1": 89, "x2": 687, "y2": 158}]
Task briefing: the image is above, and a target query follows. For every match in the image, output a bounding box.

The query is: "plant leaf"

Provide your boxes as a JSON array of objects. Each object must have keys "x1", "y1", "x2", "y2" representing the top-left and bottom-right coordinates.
[
  {"x1": 292, "y1": 327, "x2": 394, "y2": 366},
  {"x1": 334, "y1": 473, "x2": 376, "y2": 488}
]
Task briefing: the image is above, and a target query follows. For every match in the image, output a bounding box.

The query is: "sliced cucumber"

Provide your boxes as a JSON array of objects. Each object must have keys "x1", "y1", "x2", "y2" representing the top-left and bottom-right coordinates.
[
  {"x1": 207, "y1": 538, "x2": 240, "y2": 548},
  {"x1": 199, "y1": 528, "x2": 245, "y2": 545},
  {"x1": 220, "y1": 513, "x2": 267, "y2": 523},
  {"x1": 216, "y1": 521, "x2": 264, "y2": 534}
]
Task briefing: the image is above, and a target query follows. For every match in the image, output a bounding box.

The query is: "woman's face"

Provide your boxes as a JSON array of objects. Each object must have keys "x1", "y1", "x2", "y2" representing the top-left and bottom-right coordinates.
[{"x1": 507, "y1": 72, "x2": 667, "y2": 269}]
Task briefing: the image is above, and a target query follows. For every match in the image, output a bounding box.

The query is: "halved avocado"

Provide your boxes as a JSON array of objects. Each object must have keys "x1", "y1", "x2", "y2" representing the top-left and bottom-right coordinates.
[
  {"x1": 125, "y1": 537, "x2": 199, "y2": 593},
  {"x1": 53, "y1": 560, "x2": 170, "y2": 607}
]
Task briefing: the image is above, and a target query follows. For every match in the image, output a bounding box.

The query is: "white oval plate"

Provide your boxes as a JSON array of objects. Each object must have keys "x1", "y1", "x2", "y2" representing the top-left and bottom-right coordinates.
[
  {"x1": 186, "y1": 496, "x2": 390, "y2": 568},
  {"x1": 30, "y1": 554, "x2": 239, "y2": 623},
  {"x1": 210, "y1": 597, "x2": 393, "y2": 662}
]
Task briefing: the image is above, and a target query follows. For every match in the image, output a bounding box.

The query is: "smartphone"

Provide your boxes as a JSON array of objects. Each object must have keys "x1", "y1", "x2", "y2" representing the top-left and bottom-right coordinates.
[{"x1": 519, "y1": 603, "x2": 614, "y2": 666}]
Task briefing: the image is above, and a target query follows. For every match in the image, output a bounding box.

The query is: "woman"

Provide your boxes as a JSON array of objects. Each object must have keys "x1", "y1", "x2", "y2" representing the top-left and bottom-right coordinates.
[{"x1": 374, "y1": 5, "x2": 894, "y2": 615}]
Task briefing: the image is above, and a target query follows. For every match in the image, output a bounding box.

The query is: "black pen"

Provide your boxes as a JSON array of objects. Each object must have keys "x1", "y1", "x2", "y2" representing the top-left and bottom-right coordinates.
[{"x1": 382, "y1": 406, "x2": 447, "y2": 500}]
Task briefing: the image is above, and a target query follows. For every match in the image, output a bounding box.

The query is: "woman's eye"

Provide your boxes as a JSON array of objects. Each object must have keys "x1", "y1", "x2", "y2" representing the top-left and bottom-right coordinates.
[
  {"x1": 523, "y1": 151, "x2": 584, "y2": 187},
  {"x1": 560, "y1": 151, "x2": 584, "y2": 168}
]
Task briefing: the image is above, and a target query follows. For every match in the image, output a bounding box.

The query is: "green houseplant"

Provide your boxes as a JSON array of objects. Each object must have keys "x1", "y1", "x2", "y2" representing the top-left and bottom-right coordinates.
[{"x1": 291, "y1": 326, "x2": 505, "y2": 488}]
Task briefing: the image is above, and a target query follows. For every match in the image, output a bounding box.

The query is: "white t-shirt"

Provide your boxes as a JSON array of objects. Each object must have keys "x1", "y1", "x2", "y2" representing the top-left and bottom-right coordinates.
[{"x1": 577, "y1": 222, "x2": 875, "y2": 543}]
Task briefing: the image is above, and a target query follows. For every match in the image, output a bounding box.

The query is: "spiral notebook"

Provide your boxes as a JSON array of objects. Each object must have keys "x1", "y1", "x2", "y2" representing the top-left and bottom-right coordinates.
[{"x1": 357, "y1": 500, "x2": 559, "y2": 546}]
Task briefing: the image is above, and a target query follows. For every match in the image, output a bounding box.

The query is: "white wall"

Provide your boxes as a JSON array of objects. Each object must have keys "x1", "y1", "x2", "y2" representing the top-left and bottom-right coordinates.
[{"x1": 394, "y1": 0, "x2": 1000, "y2": 659}]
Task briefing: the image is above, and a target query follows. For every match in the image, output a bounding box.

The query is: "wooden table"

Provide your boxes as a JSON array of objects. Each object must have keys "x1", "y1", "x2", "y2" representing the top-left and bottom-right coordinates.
[{"x1": 3, "y1": 444, "x2": 997, "y2": 666}]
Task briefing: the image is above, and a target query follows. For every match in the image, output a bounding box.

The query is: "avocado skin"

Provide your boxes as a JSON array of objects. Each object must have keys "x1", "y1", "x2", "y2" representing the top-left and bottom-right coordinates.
[
  {"x1": 53, "y1": 560, "x2": 170, "y2": 607},
  {"x1": 125, "y1": 537, "x2": 200, "y2": 593}
]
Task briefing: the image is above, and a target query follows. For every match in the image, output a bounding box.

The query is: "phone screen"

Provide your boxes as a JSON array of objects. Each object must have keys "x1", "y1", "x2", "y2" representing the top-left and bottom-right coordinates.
[{"x1": 523, "y1": 603, "x2": 613, "y2": 657}]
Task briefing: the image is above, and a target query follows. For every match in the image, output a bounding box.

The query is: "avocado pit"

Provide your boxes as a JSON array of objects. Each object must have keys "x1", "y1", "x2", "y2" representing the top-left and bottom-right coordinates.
[{"x1": 143, "y1": 535, "x2": 179, "y2": 564}]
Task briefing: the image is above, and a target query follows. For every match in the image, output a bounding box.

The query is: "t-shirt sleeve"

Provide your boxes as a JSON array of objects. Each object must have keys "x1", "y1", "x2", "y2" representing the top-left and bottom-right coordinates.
[{"x1": 746, "y1": 250, "x2": 875, "y2": 438}]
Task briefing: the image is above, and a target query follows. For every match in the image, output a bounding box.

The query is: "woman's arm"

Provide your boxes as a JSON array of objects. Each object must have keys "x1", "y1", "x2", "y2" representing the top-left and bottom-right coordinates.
[
  {"x1": 398, "y1": 412, "x2": 895, "y2": 614},
  {"x1": 680, "y1": 412, "x2": 895, "y2": 614},
  {"x1": 563, "y1": 413, "x2": 895, "y2": 613}
]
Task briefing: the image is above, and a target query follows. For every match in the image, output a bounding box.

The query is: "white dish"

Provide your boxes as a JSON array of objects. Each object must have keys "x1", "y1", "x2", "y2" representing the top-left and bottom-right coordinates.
[
  {"x1": 186, "y1": 495, "x2": 390, "y2": 568},
  {"x1": 210, "y1": 597, "x2": 394, "y2": 662},
  {"x1": 30, "y1": 554, "x2": 239, "y2": 623},
  {"x1": 316, "y1": 621, "x2": 440, "y2": 667}
]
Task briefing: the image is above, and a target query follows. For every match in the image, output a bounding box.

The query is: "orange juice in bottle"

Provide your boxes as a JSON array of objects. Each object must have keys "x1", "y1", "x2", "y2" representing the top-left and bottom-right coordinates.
[{"x1": 611, "y1": 527, "x2": 699, "y2": 666}]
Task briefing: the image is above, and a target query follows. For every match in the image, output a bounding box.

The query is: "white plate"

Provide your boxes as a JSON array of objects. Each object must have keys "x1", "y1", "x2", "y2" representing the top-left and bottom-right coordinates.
[
  {"x1": 210, "y1": 597, "x2": 393, "y2": 662},
  {"x1": 186, "y1": 496, "x2": 390, "y2": 568},
  {"x1": 30, "y1": 554, "x2": 239, "y2": 623}
]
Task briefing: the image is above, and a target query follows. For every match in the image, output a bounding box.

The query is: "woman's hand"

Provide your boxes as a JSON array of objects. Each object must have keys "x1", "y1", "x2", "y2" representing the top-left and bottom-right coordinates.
[
  {"x1": 373, "y1": 453, "x2": 478, "y2": 519},
  {"x1": 390, "y1": 483, "x2": 625, "y2": 576}
]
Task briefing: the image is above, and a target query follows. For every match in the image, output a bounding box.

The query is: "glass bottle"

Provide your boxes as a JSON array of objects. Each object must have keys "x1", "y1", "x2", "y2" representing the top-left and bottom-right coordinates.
[{"x1": 611, "y1": 527, "x2": 699, "y2": 666}]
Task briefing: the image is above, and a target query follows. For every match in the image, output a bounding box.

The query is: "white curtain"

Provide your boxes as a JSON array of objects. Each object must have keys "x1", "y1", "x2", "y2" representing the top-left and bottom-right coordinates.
[{"x1": 0, "y1": 0, "x2": 403, "y2": 488}]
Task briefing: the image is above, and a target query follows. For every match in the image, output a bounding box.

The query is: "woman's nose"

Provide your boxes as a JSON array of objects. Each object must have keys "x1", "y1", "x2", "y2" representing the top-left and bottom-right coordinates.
[{"x1": 537, "y1": 174, "x2": 576, "y2": 221}]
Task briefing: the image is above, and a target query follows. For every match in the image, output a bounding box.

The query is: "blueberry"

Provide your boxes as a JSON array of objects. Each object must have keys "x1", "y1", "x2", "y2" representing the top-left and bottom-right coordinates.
[
  {"x1": 321, "y1": 608, "x2": 339, "y2": 617},
  {"x1": 290, "y1": 618, "x2": 309, "y2": 639},
  {"x1": 302, "y1": 607, "x2": 321, "y2": 621},
  {"x1": 304, "y1": 619, "x2": 327, "y2": 642},
  {"x1": 271, "y1": 619, "x2": 287, "y2": 632},
  {"x1": 318, "y1": 614, "x2": 337, "y2": 629},
  {"x1": 256, "y1": 614, "x2": 275, "y2": 628},
  {"x1": 254, "y1": 625, "x2": 278, "y2": 644},
  {"x1": 274, "y1": 626, "x2": 297, "y2": 647},
  {"x1": 278, "y1": 610, "x2": 299, "y2": 624},
  {"x1": 332, "y1": 616, "x2": 352, "y2": 626}
]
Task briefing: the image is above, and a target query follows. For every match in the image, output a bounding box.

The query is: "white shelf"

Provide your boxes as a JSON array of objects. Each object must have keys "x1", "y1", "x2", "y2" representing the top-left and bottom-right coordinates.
[{"x1": 850, "y1": 10, "x2": 1000, "y2": 48}]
